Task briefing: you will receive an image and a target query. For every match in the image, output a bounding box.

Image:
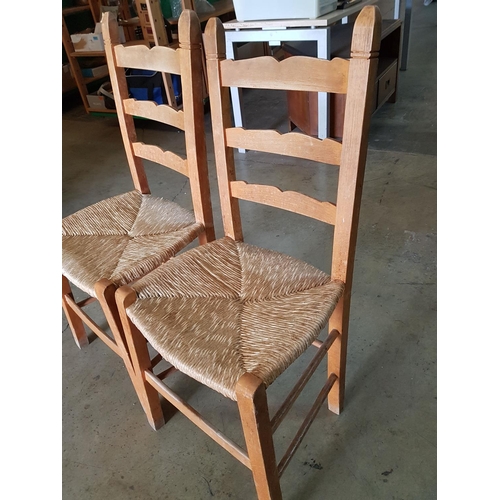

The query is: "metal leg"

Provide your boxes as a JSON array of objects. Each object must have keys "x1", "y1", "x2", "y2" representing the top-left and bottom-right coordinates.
[
  {"x1": 225, "y1": 27, "x2": 333, "y2": 142},
  {"x1": 400, "y1": 0, "x2": 412, "y2": 70},
  {"x1": 317, "y1": 29, "x2": 331, "y2": 139},
  {"x1": 394, "y1": 0, "x2": 401, "y2": 19}
]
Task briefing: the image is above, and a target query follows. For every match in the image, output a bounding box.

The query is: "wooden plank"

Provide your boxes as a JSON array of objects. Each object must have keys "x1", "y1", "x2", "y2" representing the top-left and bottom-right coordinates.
[
  {"x1": 132, "y1": 143, "x2": 189, "y2": 177},
  {"x1": 76, "y1": 296, "x2": 96, "y2": 308},
  {"x1": 328, "y1": 5, "x2": 382, "y2": 415},
  {"x1": 230, "y1": 180, "x2": 337, "y2": 225},
  {"x1": 225, "y1": 128, "x2": 342, "y2": 166},
  {"x1": 116, "y1": 286, "x2": 165, "y2": 430},
  {"x1": 221, "y1": 56, "x2": 349, "y2": 94},
  {"x1": 236, "y1": 374, "x2": 283, "y2": 500},
  {"x1": 271, "y1": 329, "x2": 339, "y2": 433},
  {"x1": 156, "y1": 366, "x2": 178, "y2": 380},
  {"x1": 178, "y1": 9, "x2": 216, "y2": 243},
  {"x1": 62, "y1": 276, "x2": 88, "y2": 348},
  {"x1": 69, "y1": 50, "x2": 106, "y2": 57},
  {"x1": 277, "y1": 373, "x2": 337, "y2": 477},
  {"x1": 146, "y1": 371, "x2": 251, "y2": 468},
  {"x1": 123, "y1": 99, "x2": 185, "y2": 130},
  {"x1": 65, "y1": 294, "x2": 122, "y2": 357},
  {"x1": 204, "y1": 15, "x2": 244, "y2": 241},
  {"x1": 63, "y1": 5, "x2": 91, "y2": 16},
  {"x1": 115, "y1": 44, "x2": 181, "y2": 75}
]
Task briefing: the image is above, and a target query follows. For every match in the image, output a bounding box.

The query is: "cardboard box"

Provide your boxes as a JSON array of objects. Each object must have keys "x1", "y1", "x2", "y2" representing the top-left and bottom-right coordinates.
[
  {"x1": 71, "y1": 23, "x2": 125, "y2": 52},
  {"x1": 81, "y1": 65, "x2": 108, "y2": 79},
  {"x1": 86, "y1": 92, "x2": 107, "y2": 110},
  {"x1": 71, "y1": 27, "x2": 104, "y2": 52}
]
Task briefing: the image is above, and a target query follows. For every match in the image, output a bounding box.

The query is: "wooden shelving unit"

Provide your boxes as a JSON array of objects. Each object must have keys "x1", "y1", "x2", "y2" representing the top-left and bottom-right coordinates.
[
  {"x1": 62, "y1": 1, "x2": 114, "y2": 113},
  {"x1": 63, "y1": 1, "x2": 134, "y2": 114}
]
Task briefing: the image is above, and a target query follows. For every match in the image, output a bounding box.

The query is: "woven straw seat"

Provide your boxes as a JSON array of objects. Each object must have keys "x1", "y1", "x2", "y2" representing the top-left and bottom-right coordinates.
[
  {"x1": 126, "y1": 237, "x2": 344, "y2": 400},
  {"x1": 61, "y1": 9, "x2": 214, "y2": 376},
  {"x1": 62, "y1": 190, "x2": 203, "y2": 298}
]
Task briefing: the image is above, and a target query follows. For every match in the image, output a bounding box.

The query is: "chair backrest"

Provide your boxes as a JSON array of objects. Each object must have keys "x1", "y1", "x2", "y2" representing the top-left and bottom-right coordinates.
[
  {"x1": 102, "y1": 9, "x2": 215, "y2": 243},
  {"x1": 204, "y1": 5, "x2": 381, "y2": 287}
]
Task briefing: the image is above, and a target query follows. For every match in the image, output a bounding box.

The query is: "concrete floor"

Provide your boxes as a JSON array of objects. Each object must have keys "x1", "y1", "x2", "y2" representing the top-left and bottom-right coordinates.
[{"x1": 62, "y1": 3, "x2": 436, "y2": 499}]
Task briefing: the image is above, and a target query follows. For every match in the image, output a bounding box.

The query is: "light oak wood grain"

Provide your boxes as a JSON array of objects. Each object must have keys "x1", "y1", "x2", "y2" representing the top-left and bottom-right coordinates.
[
  {"x1": 132, "y1": 143, "x2": 189, "y2": 177},
  {"x1": 225, "y1": 128, "x2": 342, "y2": 165},
  {"x1": 115, "y1": 44, "x2": 182, "y2": 75},
  {"x1": 123, "y1": 99, "x2": 185, "y2": 130},
  {"x1": 230, "y1": 180, "x2": 337, "y2": 225},
  {"x1": 221, "y1": 56, "x2": 349, "y2": 93}
]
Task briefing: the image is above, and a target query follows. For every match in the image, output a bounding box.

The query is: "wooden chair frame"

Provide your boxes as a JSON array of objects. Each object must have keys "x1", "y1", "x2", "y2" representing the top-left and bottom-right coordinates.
[
  {"x1": 62, "y1": 10, "x2": 215, "y2": 397},
  {"x1": 115, "y1": 6, "x2": 381, "y2": 499}
]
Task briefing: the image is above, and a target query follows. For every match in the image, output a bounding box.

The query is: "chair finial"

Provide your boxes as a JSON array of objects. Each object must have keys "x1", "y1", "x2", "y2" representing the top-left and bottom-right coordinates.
[
  {"x1": 204, "y1": 17, "x2": 226, "y2": 61},
  {"x1": 350, "y1": 5, "x2": 382, "y2": 59},
  {"x1": 178, "y1": 8, "x2": 202, "y2": 49}
]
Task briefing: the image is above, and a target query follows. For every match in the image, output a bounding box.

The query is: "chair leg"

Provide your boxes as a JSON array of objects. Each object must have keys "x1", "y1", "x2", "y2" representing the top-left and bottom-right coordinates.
[
  {"x1": 327, "y1": 293, "x2": 350, "y2": 414},
  {"x1": 95, "y1": 278, "x2": 148, "y2": 398},
  {"x1": 95, "y1": 278, "x2": 130, "y2": 359},
  {"x1": 62, "y1": 275, "x2": 89, "y2": 348},
  {"x1": 116, "y1": 286, "x2": 165, "y2": 430},
  {"x1": 236, "y1": 373, "x2": 283, "y2": 500}
]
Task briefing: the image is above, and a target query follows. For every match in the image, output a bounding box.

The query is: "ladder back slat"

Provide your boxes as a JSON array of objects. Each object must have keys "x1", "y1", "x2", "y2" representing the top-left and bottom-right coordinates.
[
  {"x1": 226, "y1": 128, "x2": 342, "y2": 166},
  {"x1": 123, "y1": 99, "x2": 185, "y2": 130},
  {"x1": 230, "y1": 180, "x2": 337, "y2": 225},
  {"x1": 132, "y1": 143, "x2": 189, "y2": 177},
  {"x1": 115, "y1": 44, "x2": 181, "y2": 75},
  {"x1": 220, "y1": 56, "x2": 349, "y2": 93}
]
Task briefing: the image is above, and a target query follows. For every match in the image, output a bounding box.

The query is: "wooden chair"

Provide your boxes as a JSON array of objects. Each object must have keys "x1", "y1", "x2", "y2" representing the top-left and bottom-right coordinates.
[
  {"x1": 116, "y1": 6, "x2": 381, "y2": 499},
  {"x1": 62, "y1": 10, "x2": 214, "y2": 401}
]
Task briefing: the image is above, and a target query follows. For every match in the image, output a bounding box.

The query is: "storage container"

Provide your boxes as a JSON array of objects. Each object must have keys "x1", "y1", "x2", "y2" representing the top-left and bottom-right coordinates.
[
  {"x1": 71, "y1": 22, "x2": 125, "y2": 52},
  {"x1": 86, "y1": 93, "x2": 107, "y2": 110},
  {"x1": 232, "y1": 0, "x2": 338, "y2": 21},
  {"x1": 79, "y1": 65, "x2": 108, "y2": 79}
]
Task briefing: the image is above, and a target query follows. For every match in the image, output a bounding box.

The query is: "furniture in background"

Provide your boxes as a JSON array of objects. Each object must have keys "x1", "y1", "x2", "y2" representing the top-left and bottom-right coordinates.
[
  {"x1": 115, "y1": 6, "x2": 381, "y2": 499},
  {"x1": 62, "y1": 0, "x2": 113, "y2": 113},
  {"x1": 63, "y1": 0, "x2": 150, "y2": 113},
  {"x1": 396, "y1": 0, "x2": 412, "y2": 71},
  {"x1": 172, "y1": 0, "x2": 235, "y2": 25},
  {"x1": 133, "y1": 0, "x2": 180, "y2": 108},
  {"x1": 283, "y1": 18, "x2": 401, "y2": 139},
  {"x1": 223, "y1": 0, "x2": 410, "y2": 145},
  {"x1": 62, "y1": 10, "x2": 215, "y2": 405},
  {"x1": 134, "y1": 0, "x2": 236, "y2": 106},
  {"x1": 223, "y1": 0, "x2": 376, "y2": 143}
]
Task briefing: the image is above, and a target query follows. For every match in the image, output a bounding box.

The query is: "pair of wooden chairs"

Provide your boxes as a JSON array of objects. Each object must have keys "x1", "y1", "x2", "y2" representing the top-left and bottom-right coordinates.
[{"x1": 62, "y1": 7, "x2": 381, "y2": 500}]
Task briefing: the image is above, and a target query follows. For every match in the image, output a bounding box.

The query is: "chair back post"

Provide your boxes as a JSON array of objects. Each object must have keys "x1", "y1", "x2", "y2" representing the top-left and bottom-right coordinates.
[
  {"x1": 204, "y1": 17, "x2": 244, "y2": 241},
  {"x1": 328, "y1": 5, "x2": 381, "y2": 414},
  {"x1": 178, "y1": 9, "x2": 215, "y2": 242},
  {"x1": 102, "y1": 11, "x2": 150, "y2": 194},
  {"x1": 331, "y1": 6, "x2": 381, "y2": 288}
]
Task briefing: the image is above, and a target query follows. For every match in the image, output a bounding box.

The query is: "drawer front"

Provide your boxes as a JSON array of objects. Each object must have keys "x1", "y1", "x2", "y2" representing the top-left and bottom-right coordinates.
[{"x1": 377, "y1": 61, "x2": 398, "y2": 107}]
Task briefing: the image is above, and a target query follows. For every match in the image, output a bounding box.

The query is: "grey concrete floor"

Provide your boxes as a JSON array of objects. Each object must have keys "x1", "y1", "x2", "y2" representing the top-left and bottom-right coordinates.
[{"x1": 62, "y1": 3, "x2": 436, "y2": 499}]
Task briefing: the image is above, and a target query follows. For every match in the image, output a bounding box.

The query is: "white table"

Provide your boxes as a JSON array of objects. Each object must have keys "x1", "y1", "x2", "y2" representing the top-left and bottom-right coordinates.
[{"x1": 223, "y1": 0, "x2": 412, "y2": 148}]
